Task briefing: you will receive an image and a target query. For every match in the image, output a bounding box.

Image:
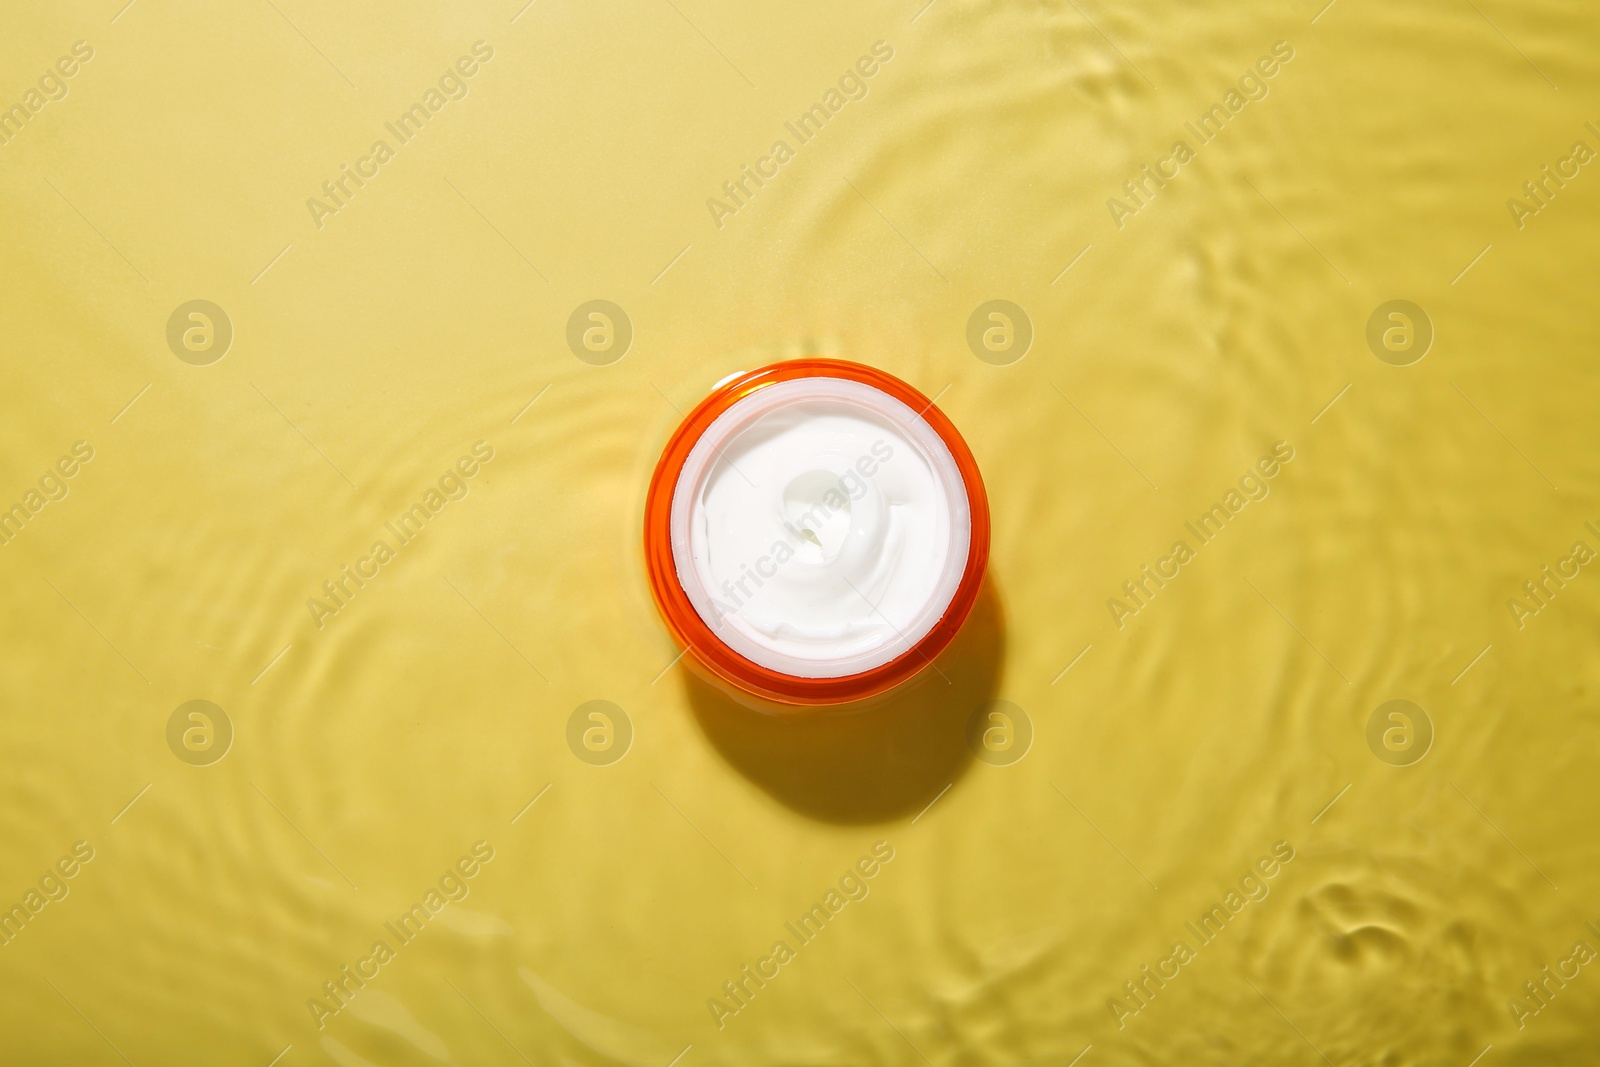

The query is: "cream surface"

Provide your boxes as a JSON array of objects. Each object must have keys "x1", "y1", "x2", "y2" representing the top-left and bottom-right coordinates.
[{"x1": 670, "y1": 377, "x2": 971, "y2": 678}]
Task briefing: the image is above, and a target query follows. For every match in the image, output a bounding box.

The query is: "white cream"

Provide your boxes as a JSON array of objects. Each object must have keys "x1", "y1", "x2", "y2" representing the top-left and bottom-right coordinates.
[{"x1": 670, "y1": 377, "x2": 971, "y2": 678}]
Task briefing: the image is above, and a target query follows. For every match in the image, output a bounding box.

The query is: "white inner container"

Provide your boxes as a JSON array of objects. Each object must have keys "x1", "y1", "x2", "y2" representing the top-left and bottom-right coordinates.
[{"x1": 670, "y1": 377, "x2": 972, "y2": 678}]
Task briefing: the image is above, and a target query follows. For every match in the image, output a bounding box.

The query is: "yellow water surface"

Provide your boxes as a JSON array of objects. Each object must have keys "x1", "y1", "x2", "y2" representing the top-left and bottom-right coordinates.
[{"x1": 3, "y1": 0, "x2": 1599, "y2": 1063}]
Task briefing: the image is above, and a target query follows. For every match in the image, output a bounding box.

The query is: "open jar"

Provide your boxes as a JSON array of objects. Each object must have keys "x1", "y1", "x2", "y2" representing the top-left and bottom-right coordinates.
[{"x1": 645, "y1": 359, "x2": 990, "y2": 706}]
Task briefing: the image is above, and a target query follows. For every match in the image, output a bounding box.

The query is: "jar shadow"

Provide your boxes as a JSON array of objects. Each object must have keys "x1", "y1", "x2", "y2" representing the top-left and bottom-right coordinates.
[{"x1": 683, "y1": 579, "x2": 1005, "y2": 825}]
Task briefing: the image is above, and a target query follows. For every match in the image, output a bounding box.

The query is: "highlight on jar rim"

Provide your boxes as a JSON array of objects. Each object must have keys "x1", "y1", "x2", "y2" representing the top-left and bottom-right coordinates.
[{"x1": 644, "y1": 359, "x2": 990, "y2": 706}]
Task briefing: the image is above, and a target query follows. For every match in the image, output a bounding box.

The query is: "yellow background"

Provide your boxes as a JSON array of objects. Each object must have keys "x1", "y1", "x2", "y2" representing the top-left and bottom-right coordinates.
[{"x1": 2, "y1": 0, "x2": 1598, "y2": 1063}]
